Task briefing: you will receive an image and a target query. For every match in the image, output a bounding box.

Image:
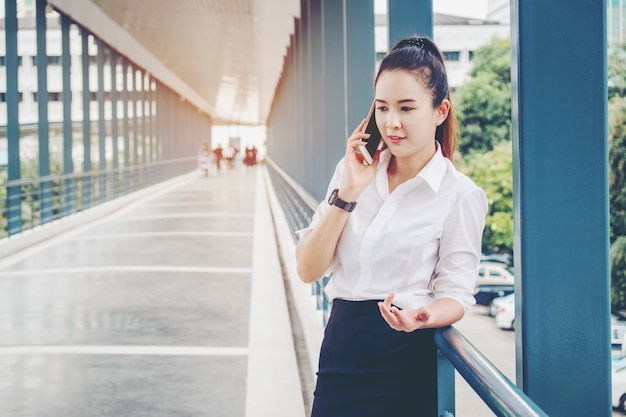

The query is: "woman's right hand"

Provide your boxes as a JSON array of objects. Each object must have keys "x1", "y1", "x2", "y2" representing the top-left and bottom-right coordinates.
[{"x1": 339, "y1": 119, "x2": 380, "y2": 201}]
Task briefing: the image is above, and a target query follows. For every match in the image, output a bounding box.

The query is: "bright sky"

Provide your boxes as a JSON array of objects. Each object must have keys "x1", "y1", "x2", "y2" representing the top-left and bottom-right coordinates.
[
  {"x1": 433, "y1": 0, "x2": 489, "y2": 19},
  {"x1": 376, "y1": 0, "x2": 490, "y2": 20}
]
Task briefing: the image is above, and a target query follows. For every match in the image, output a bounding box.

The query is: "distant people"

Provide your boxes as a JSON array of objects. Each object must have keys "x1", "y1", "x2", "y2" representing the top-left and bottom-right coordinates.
[
  {"x1": 223, "y1": 143, "x2": 239, "y2": 168},
  {"x1": 197, "y1": 149, "x2": 213, "y2": 177},
  {"x1": 244, "y1": 145, "x2": 257, "y2": 166},
  {"x1": 213, "y1": 144, "x2": 223, "y2": 170}
]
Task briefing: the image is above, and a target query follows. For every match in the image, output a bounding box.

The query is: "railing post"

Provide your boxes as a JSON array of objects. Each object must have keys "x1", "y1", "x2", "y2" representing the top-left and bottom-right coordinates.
[{"x1": 437, "y1": 349, "x2": 455, "y2": 416}]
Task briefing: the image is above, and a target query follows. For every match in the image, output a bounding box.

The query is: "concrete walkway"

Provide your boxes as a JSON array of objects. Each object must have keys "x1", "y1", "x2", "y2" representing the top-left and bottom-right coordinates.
[{"x1": 0, "y1": 166, "x2": 305, "y2": 417}]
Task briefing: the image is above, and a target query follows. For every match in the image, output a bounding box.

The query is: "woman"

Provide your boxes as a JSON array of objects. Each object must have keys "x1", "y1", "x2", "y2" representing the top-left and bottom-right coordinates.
[{"x1": 295, "y1": 36, "x2": 488, "y2": 416}]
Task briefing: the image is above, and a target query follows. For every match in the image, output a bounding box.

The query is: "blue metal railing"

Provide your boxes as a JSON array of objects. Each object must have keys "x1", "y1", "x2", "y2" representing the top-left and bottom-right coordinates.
[
  {"x1": 265, "y1": 158, "x2": 332, "y2": 325},
  {"x1": 435, "y1": 326, "x2": 549, "y2": 417},
  {"x1": 1, "y1": 157, "x2": 196, "y2": 238},
  {"x1": 264, "y1": 159, "x2": 549, "y2": 417}
]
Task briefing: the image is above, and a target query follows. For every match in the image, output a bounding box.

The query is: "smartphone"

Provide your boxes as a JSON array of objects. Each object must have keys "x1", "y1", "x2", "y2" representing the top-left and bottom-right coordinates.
[{"x1": 357, "y1": 101, "x2": 382, "y2": 165}]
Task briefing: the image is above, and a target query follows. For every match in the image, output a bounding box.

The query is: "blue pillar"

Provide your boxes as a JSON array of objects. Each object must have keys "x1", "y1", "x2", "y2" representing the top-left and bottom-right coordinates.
[
  {"x1": 388, "y1": 0, "x2": 433, "y2": 46},
  {"x1": 511, "y1": 1, "x2": 610, "y2": 416},
  {"x1": 322, "y1": 0, "x2": 347, "y2": 188},
  {"x1": 81, "y1": 28, "x2": 92, "y2": 208},
  {"x1": 60, "y1": 14, "x2": 74, "y2": 215},
  {"x1": 310, "y1": 0, "x2": 326, "y2": 201},
  {"x1": 122, "y1": 58, "x2": 130, "y2": 192},
  {"x1": 5, "y1": 0, "x2": 21, "y2": 235},
  {"x1": 345, "y1": 0, "x2": 376, "y2": 132},
  {"x1": 36, "y1": 0, "x2": 52, "y2": 223},
  {"x1": 110, "y1": 50, "x2": 119, "y2": 196},
  {"x1": 96, "y1": 39, "x2": 106, "y2": 200}
]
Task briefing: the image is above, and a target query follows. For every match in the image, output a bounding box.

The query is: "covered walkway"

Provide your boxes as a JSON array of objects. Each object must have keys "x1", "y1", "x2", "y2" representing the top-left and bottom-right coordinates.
[{"x1": 0, "y1": 166, "x2": 306, "y2": 417}]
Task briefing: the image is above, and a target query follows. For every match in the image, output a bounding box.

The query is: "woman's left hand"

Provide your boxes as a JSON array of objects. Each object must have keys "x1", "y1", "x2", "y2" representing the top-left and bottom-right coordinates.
[{"x1": 378, "y1": 293, "x2": 431, "y2": 332}]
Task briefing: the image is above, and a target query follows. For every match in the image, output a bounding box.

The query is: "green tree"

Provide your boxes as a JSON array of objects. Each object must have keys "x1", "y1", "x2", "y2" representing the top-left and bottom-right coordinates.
[
  {"x1": 607, "y1": 42, "x2": 626, "y2": 309},
  {"x1": 611, "y1": 236, "x2": 626, "y2": 311},
  {"x1": 609, "y1": 95, "x2": 626, "y2": 242},
  {"x1": 609, "y1": 44, "x2": 626, "y2": 100},
  {"x1": 457, "y1": 141, "x2": 513, "y2": 255},
  {"x1": 454, "y1": 37, "x2": 511, "y2": 155}
]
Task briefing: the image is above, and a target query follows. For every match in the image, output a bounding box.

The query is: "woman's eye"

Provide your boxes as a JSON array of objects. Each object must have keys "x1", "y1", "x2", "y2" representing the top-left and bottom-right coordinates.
[
  {"x1": 401, "y1": 106, "x2": 414, "y2": 112},
  {"x1": 376, "y1": 106, "x2": 387, "y2": 112}
]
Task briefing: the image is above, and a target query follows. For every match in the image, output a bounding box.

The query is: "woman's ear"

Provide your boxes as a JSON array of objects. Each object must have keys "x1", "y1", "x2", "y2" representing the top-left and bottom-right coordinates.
[{"x1": 436, "y1": 99, "x2": 451, "y2": 126}]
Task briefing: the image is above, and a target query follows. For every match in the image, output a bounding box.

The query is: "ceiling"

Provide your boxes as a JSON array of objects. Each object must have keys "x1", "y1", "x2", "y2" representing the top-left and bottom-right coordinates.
[{"x1": 50, "y1": 0, "x2": 300, "y2": 126}]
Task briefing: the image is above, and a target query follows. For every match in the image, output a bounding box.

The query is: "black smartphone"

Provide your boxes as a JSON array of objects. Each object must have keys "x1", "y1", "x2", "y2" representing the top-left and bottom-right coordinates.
[{"x1": 357, "y1": 101, "x2": 382, "y2": 165}]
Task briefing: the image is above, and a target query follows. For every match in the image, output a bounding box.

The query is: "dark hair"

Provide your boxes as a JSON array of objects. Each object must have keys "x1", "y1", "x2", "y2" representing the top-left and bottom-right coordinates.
[{"x1": 374, "y1": 36, "x2": 458, "y2": 161}]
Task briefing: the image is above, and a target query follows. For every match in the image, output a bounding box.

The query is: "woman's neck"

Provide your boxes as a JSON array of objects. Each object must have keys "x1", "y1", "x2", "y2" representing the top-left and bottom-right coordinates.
[{"x1": 386, "y1": 148, "x2": 436, "y2": 193}]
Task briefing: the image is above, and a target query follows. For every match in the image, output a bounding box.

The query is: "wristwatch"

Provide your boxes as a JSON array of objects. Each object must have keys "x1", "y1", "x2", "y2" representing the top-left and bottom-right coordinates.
[{"x1": 328, "y1": 189, "x2": 357, "y2": 212}]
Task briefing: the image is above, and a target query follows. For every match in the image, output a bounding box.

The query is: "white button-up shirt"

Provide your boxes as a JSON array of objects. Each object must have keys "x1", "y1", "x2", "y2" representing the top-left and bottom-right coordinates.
[{"x1": 298, "y1": 146, "x2": 488, "y2": 311}]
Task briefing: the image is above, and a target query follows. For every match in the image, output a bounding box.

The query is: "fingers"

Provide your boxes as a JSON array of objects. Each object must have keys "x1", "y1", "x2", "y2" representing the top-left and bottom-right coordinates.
[{"x1": 378, "y1": 293, "x2": 430, "y2": 333}]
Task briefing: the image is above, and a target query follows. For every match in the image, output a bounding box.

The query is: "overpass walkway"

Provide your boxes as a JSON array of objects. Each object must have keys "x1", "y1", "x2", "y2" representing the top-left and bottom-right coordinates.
[{"x1": 0, "y1": 165, "x2": 307, "y2": 417}]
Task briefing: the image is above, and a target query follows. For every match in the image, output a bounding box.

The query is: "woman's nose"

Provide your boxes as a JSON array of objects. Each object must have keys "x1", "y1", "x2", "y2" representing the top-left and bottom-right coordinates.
[{"x1": 386, "y1": 111, "x2": 401, "y2": 128}]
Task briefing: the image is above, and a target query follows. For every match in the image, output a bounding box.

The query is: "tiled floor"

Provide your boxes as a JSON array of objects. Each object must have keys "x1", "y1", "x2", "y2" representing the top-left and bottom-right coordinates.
[{"x1": 0, "y1": 166, "x2": 305, "y2": 417}]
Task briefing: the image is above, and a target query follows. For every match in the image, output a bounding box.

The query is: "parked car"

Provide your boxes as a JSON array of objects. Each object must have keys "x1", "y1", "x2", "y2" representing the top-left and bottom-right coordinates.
[
  {"x1": 476, "y1": 261, "x2": 515, "y2": 286},
  {"x1": 481, "y1": 253, "x2": 512, "y2": 266},
  {"x1": 612, "y1": 313, "x2": 626, "y2": 348},
  {"x1": 494, "y1": 294, "x2": 515, "y2": 330},
  {"x1": 489, "y1": 293, "x2": 514, "y2": 317},
  {"x1": 613, "y1": 357, "x2": 626, "y2": 412},
  {"x1": 474, "y1": 261, "x2": 515, "y2": 306},
  {"x1": 474, "y1": 285, "x2": 514, "y2": 307}
]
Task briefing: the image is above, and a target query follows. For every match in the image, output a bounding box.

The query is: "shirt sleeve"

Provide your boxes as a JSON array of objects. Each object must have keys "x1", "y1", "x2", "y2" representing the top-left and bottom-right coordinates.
[{"x1": 431, "y1": 186, "x2": 488, "y2": 311}]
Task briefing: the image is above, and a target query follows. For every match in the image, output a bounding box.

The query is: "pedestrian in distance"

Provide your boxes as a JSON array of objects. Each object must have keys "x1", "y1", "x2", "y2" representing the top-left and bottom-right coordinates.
[{"x1": 295, "y1": 36, "x2": 488, "y2": 417}]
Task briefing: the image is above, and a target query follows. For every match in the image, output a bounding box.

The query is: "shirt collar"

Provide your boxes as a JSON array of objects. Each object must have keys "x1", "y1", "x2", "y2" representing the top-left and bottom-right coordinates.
[{"x1": 378, "y1": 142, "x2": 448, "y2": 193}]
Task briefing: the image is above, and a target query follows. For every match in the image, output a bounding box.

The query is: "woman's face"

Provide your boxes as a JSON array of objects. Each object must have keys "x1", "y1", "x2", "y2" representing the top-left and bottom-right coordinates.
[{"x1": 374, "y1": 69, "x2": 449, "y2": 166}]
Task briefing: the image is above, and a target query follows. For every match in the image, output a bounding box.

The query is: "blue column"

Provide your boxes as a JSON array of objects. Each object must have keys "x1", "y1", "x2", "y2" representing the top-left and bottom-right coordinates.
[
  {"x1": 5, "y1": 0, "x2": 21, "y2": 235},
  {"x1": 388, "y1": 0, "x2": 433, "y2": 45},
  {"x1": 345, "y1": 0, "x2": 376, "y2": 133},
  {"x1": 81, "y1": 28, "x2": 92, "y2": 208},
  {"x1": 122, "y1": 58, "x2": 130, "y2": 190},
  {"x1": 322, "y1": 0, "x2": 347, "y2": 187},
  {"x1": 60, "y1": 14, "x2": 74, "y2": 215},
  {"x1": 110, "y1": 50, "x2": 119, "y2": 196},
  {"x1": 309, "y1": 0, "x2": 326, "y2": 201},
  {"x1": 96, "y1": 39, "x2": 106, "y2": 200},
  {"x1": 36, "y1": 0, "x2": 52, "y2": 223},
  {"x1": 511, "y1": 1, "x2": 610, "y2": 416}
]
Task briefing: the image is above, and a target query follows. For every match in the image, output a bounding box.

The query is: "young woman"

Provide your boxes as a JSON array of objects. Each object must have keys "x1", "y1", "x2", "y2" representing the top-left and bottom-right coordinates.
[{"x1": 295, "y1": 37, "x2": 488, "y2": 416}]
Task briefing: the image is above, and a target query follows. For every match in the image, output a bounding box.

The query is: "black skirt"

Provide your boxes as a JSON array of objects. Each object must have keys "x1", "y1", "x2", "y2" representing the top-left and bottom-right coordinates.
[{"x1": 311, "y1": 299, "x2": 438, "y2": 417}]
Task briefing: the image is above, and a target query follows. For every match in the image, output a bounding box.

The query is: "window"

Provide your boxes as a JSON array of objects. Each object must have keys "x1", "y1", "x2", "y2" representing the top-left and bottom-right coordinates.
[
  {"x1": 0, "y1": 56, "x2": 23, "y2": 66},
  {"x1": 443, "y1": 51, "x2": 460, "y2": 62},
  {"x1": 31, "y1": 55, "x2": 62, "y2": 66},
  {"x1": 0, "y1": 92, "x2": 24, "y2": 102},
  {"x1": 469, "y1": 51, "x2": 475, "y2": 61},
  {"x1": 33, "y1": 92, "x2": 63, "y2": 102}
]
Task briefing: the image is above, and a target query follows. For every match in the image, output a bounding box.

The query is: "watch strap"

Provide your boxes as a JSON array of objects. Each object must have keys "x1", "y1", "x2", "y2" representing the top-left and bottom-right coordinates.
[{"x1": 328, "y1": 189, "x2": 357, "y2": 212}]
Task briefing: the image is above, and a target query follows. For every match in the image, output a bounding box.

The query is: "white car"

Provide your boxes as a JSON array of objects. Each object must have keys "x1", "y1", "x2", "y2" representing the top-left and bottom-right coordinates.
[
  {"x1": 489, "y1": 293, "x2": 514, "y2": 317},
  {"x1": 494, "y1": 294, "x2": 515, "y2": 330},
  {"x1": 476, "y1": 261, "x2": 515, "y2": 287},
  {"x1": 613, "y1": 357, "x2": 626, "y2": 412}
]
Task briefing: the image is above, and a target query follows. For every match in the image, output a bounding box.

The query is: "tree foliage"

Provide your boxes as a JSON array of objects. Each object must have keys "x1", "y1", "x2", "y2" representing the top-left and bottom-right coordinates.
[
  {"x1": 609, "y1": 96, "x2": 626, "y2": 243},
  {"x1": 454, "y1": 38, "x2": 511, "y2": 155},
  {"x1": 457, "y1": 141, "x2": 513, "y2": 255},
  {"x1": 611, "y1": 236, "x2": 626, "y2": 311},
  {"x1": 608, "y1": 43, "x2": 626, "y2": 309},
  {"x1": 453, "y1": 37, "x2": 513, "y2": 256}
]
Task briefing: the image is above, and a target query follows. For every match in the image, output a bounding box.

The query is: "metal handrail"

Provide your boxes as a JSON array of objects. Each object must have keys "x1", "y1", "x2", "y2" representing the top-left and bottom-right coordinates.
[
  {"x1": 1, "y1": 157, "x2": 197, "y2": 238},
  {"x1": 435, "y1": 326, "x2": 549, "y2": 417}
]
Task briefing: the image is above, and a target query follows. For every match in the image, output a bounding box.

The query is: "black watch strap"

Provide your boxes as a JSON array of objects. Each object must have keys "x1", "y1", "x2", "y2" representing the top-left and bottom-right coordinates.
[{"x1": 328, "y1": 189, "x2": 357, "y2": 212}]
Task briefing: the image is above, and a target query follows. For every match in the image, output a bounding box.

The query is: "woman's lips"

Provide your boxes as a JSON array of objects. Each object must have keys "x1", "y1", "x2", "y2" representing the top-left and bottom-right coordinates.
[{"x1": 388, "y1": 135, "x2": 405, "y2": 145}]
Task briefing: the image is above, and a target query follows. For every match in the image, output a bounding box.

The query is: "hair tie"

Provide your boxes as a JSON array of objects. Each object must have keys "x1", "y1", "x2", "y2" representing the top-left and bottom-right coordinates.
[{"x1": 406, "y1": 38, "x2": 425, "y2": 49}]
